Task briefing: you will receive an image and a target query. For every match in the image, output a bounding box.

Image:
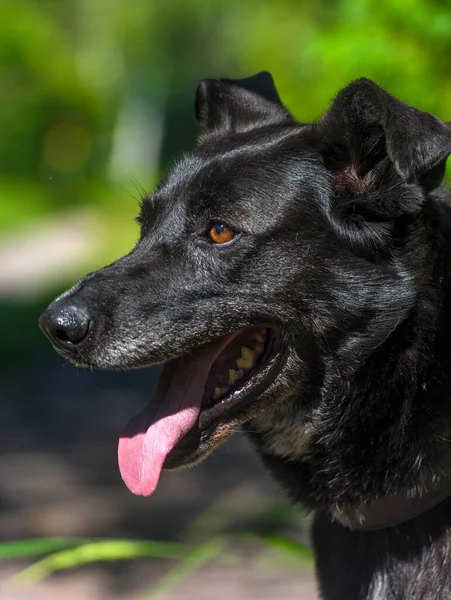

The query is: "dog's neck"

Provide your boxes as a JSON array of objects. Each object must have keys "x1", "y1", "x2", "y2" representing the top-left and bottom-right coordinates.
[
  {"x1": 331, "y1": 473, "x2": 451, "y2": 531},
  {"x1": 251, "y1": 201, "x2": 451, "y2": 512},
  {"x1": 313, "y1": 496, "x2": 451, "y2": 600},
  {"x1": 248, "y1": 199, "x2": 451, "y2": 598}
]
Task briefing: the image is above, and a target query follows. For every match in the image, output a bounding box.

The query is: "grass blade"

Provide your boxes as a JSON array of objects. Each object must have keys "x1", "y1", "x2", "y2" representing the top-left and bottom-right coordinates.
[
  {"x1": 141, "y1": 537, "x2": 227, "y2": 599},
  {"x1": 6, "y1": 539, "x2": 191, "y2": 588},
  {"x1": 0, "y1": 538, "x2": 80, "y2": 560},
  {"x1": 244, "y1": 532, "x2": 314, "y2": 564}
]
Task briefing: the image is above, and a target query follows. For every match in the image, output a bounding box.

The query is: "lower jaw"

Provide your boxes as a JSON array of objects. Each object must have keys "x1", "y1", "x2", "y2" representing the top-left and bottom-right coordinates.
[
  {"x1": 163, "y1": 429, "x2": 213, "y2": 470},
  {"x1": 163, "y1": 343, "x2": 287, "y2": 470}
]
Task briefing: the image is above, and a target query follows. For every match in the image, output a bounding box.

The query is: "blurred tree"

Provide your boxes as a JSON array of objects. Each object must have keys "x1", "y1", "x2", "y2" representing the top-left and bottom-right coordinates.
[{"x1": 1, "y1": 0, "x2": 451, "y2": 229}]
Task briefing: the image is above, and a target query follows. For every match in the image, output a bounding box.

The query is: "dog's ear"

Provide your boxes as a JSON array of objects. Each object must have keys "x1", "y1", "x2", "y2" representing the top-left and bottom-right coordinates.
[
  {"x1": 319, "y1": 78, "x2": 451, "y2": 196},
  {"x1": 195, "y1": 71, "x2": 292, "y2": 134}
]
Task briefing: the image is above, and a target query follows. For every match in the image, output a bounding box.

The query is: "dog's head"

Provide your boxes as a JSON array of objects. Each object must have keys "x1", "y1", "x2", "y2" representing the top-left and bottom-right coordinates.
[{"x1": 39, "y1": 73, "x2": 451, "y2": 498}]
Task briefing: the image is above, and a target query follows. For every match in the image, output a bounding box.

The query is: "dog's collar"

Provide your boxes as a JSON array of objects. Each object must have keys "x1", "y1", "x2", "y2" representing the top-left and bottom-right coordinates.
[{"x1": 331, "y1": 476, "x2": 451, "y2": 531}]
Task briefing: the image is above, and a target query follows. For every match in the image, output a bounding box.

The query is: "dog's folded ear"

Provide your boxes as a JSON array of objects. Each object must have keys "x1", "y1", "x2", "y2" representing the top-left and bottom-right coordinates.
[
  {"x1": 319, "y1": 78, "x2": 451, "y2": 197},
  {"x1": 195, "y1": 71, "x2": 293, "y2": 135}
]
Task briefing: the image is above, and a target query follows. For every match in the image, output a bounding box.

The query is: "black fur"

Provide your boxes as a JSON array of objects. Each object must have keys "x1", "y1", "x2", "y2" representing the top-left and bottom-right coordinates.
[{"x1": 40, "y1": 72, "x2": 451, "y2": 599}]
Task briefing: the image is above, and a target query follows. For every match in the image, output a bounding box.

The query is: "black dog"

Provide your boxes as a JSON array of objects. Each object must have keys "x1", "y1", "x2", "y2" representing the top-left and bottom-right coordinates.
[{"x1": 40, "y1": 72, "x2": 451, "y2": 599}]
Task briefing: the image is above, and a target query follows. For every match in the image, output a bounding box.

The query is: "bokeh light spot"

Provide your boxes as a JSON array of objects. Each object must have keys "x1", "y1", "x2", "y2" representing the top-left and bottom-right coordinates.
[{"x1": 43, "y1": 122, "x2": 92, "y2": 173}]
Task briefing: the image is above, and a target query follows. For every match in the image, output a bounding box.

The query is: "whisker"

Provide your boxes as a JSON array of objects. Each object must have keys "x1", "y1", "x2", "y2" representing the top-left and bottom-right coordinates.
[
  {"x1": 128, "y1": 174, "x2": 149, "y2": 201},
  {"x1": 119, "y1": 183, "x2": 141, "y2": 204}
]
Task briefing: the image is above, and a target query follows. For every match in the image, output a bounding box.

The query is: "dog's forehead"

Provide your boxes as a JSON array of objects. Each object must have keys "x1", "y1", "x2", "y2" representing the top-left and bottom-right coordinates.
[{"x1": 156, "y1": 128, "x2": 327, "y2": 217}]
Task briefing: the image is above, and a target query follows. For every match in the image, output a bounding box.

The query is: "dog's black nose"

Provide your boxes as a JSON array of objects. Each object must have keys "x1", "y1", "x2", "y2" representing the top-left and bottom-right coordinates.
[{"x1": 39, "y1": 304, "x2": 91, "y2": 349}]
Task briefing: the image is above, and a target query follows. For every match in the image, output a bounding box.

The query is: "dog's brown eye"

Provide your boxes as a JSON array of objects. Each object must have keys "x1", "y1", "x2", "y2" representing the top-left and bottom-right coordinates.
[{"x1": 208, "y1": 223, "x2": 235, "y2": 244}]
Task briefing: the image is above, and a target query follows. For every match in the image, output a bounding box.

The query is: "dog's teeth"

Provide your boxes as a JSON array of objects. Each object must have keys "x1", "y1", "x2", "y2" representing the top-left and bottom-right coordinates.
[
  {"x1": 253, "y1": 342, "x2": 264, "y2": 355},
  {"x1": 213, "y1": 387, "x2": 227, "y2": 400},
  {"x1": 228, "y1": 369, "x2": 238, "y2": 385},
  {"x1": 236, "y1": 369, "x2": 244, "y2": 379},
  {"x1": 255, "y1": 329, "x2": 267, "y2": 343},
  {"x1": 237, "y1": 346, "x2": 256, "y2": 370},
  {"x1": 250, "y1": 340, "x2": 262, "y2": 352},
  {"x1": 242, "y1": 346, "x2": 254, "y2": 361}
]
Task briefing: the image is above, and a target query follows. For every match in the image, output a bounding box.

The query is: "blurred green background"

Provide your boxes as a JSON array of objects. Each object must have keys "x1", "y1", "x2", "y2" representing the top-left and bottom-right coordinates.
[
  {"x1": 3, "y1": 0, "x2": 451, "y2": 361},
  {"x1": 1, "y1": 0, "x2": 451, "y2": 597}
]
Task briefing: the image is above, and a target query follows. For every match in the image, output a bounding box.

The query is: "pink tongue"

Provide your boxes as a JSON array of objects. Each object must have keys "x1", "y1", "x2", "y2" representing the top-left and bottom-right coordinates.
[{"x1": 118, "y1": 335, "x2": 235, "y2": 496}]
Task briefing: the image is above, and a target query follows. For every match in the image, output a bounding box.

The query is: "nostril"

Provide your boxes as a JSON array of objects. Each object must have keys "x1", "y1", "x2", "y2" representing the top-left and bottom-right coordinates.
[
  {"x1": 55, "y1": 329, "x2": 71, "y2": 343},
  {"x1": 54, "y1": 323, "x2": 90, "y2": 345},
  {"x1": 39, "y1": 305, "x2": 91, "y2": 348}
]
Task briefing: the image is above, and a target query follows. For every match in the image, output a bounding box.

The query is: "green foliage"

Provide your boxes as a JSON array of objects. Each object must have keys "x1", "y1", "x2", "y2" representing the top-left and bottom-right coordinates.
[
  {"x1": 0, "y1": 538, "x2": 81, "y2": 560},
  {"x1": 2, "y1": 0, "x2": 451, "y2": 237},
  {"x1": 5, "y1": 538, "x2": 191, "y2": 588},
  {"x1": 244, "y1": 532, "x2": 314, "y2": 565},
  {"x1": 141, "y1": 538, "x2": 227, "y2": 599},
  {"x1": 0, "y1": 534, "x2": 312, "y2": 595}
]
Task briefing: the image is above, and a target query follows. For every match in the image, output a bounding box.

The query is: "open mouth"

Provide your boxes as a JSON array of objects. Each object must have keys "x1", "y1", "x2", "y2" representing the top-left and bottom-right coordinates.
[{"x1": 118, "y1": 327, "x2": 284, "y2": 496}]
